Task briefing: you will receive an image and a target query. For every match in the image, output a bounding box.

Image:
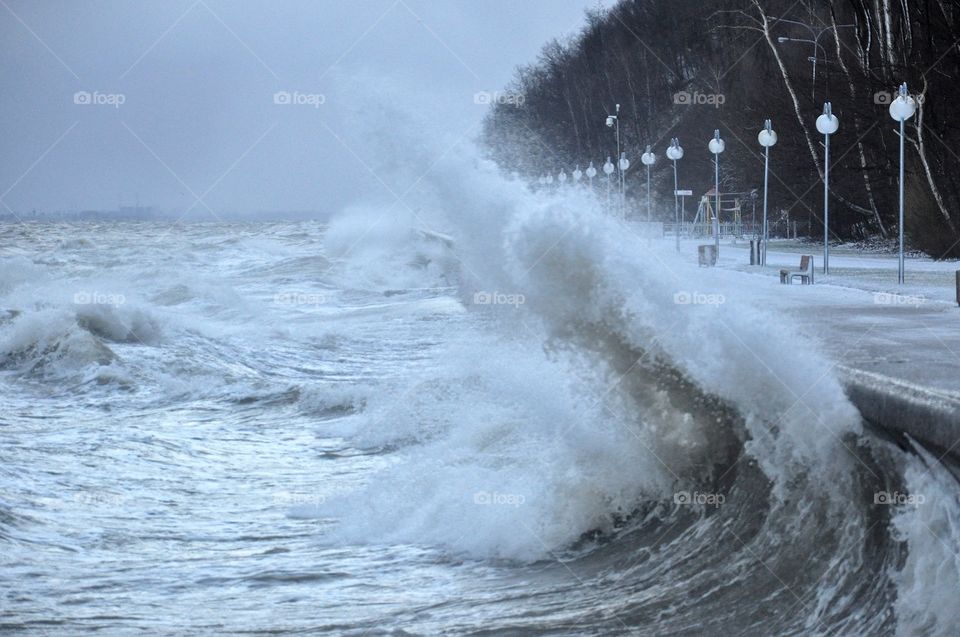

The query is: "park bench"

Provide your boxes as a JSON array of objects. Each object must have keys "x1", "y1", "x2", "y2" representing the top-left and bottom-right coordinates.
[{"x1": 780, "y1": 255, "x2": 814, "y2": 285}]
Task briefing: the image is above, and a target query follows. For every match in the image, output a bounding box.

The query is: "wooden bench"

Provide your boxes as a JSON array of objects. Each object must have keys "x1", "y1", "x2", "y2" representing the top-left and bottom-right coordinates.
[{"x1": 780, "y1": 255, "x2": 814, "y2": 284}]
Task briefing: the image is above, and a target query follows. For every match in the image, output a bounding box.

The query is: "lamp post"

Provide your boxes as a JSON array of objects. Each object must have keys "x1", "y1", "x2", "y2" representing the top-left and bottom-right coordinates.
[
  {"x1": 816, "y1": 102, "x2": 839, "y2": 274},
  {"x1": 773, "y1": 18, "x2": 855, "y2": 100},
  {"x1": 606, "y1": 104, "x2": 622, "y2": 215},
  {"x1": 586, "y1": 161, "x2": 597, "y2": 190},
  {"x1": 666, "y1": 138, "x2": 683, "y2": 252},
  {"x1": 618, "y1": 152, "x2": 630, "y2": 219},
  {"x1": 573, "y1": 165, "x2": 583, "y2": 184},
  {"x1": 603, "y1": 156, "x2": 615, "y2": 214},
  {"x1": 777, "y1": 36, "x2": 828, "y2": 100},
  {"x1": 889, "y1": 82, "x2": 917, "y2": 284},
  {"x1": 641, "y1": 145, "x2": 656, "y2": 222},
  {"x1": 558, "y1": 170, "x2": 568, "y2": 186},
  {"x1": 758, "y1": 119, "x2": 778, "y2": 266},
  {"x1": 546, "y1": 173, "x2": 554, "y2": 186},
  {"x1": 708, "y1": 130, "x2": 725, "y2": 255}
]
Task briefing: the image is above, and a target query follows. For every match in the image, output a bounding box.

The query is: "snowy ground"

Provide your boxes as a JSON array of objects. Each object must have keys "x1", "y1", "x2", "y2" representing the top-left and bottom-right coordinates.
[{"x1": 664, "y1": 235, "x2": 960, "y2": 396}]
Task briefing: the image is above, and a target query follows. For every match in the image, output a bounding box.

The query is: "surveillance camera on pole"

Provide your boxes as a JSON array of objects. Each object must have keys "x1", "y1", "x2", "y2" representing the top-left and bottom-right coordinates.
[{"x1": 605, "y1": 104, "x2": 623, "y2": 217}]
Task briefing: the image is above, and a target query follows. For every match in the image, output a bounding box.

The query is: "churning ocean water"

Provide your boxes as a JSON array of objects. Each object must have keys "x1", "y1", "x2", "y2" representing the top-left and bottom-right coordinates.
[{"x1": 2, "y1": 155, "x2": 959, "y2": 636}]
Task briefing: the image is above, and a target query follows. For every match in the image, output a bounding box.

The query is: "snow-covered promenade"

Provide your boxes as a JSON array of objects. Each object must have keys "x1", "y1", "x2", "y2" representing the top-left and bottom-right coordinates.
[{"x1": 703, "y1": 236, "x2": 960, "y2": 458}]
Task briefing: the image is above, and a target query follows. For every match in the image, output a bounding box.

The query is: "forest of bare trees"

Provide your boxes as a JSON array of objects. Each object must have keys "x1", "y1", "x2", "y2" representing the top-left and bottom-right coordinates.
[{"x1": 481, "y1": 0, "x2": 960, "y2": 258}]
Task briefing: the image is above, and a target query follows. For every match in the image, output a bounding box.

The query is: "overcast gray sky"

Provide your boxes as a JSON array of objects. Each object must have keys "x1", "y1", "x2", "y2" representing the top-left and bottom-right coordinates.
[{"x1": 0, "y1": 0, "x2": 612, "y2": 217}]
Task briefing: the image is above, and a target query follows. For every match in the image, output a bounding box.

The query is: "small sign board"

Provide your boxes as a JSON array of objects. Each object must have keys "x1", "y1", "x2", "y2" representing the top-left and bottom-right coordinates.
[{"x1": 675, "y1": 189, "x2": 693, "y2": 196}]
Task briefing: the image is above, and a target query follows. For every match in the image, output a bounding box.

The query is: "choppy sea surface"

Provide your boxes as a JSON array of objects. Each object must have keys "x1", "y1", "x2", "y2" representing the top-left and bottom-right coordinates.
[{"x1": 1, "y1": 209, "x2": 959, "y2": 634}]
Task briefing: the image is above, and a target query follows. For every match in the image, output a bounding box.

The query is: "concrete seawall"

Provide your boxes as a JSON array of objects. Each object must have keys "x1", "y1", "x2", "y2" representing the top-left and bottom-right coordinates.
[{"x1": 839, "y1": 365, "x2": 960, "y2": 461}]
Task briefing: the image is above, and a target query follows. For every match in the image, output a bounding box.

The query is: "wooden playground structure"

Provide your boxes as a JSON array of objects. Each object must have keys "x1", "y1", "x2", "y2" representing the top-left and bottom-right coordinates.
[
  {"x1": 664, "y1": 188, "x2": 799, "y2": 239},
  {"x1": 691, "y1": 188, "x2": 744, "y2": 236}
]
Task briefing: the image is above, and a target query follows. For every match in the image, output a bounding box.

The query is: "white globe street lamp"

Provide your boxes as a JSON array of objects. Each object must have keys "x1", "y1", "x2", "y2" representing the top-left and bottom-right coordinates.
[
  {"x1": 889, "y1": 82, "x2": 917, "y2": 284},
  {"x1": 586, "y1": 161, "x2": 597, "y2": 190},
  {"x1": 603, "y1": 156, "x2": 615, "y2": 215},
  {"x1": 816, "y1": 102, "x2": 839, "y2": 274},
  {"x1": 758, "y1": 119, "x2": 778, "y2": 267},
  {"x1": 641, "y1": 146, "x2": 656, "y2": 222},
  {"x1": 558, "y1": 170, "x2": 567, "y2": 185},
  {"x1": 572, "y1": 165, "x2": 583, "y2": 182},
  {"x1": 666, "y1": 138, "x2": 684, "y2": 252},
  {"x1": 546, "y1": 174, "x2": 554, "y2": 185},
  {"x1": 708, "y1": 130, "x2": 725, "y2": 255}
]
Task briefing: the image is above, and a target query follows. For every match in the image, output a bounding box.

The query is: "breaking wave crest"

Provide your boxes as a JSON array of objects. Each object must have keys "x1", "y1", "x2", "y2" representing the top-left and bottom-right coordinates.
[{"x1": 310, "y1": 137, "x2": 959, "y2": 634}]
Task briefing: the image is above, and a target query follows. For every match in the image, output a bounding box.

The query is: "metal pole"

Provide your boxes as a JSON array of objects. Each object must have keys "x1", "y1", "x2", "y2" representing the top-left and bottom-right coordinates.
[
  {"x1": 899, "y1": 118, "x2": 905, "y2": 284},
  {"x1": 824, "y1": 132, "x2": 830, "y2": 275},
  {"x1": 615, "y1": 109, "x2": 622, "y2": 219},
  {"x1": 646, "y1": 164, "x2": 651, "y2": 222},
  {"x1": 714, "y1": 155, "x2": 720, "y2": 254},
  {"x1": 607, "y1": 173, "x2": 611, "y2": 213},
  {"x1": 673, "y1": 159, "x2": 679, "y2": 252},
  {"x1": 762, "y1": 145, "x2": 770, "y2": 266}
]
